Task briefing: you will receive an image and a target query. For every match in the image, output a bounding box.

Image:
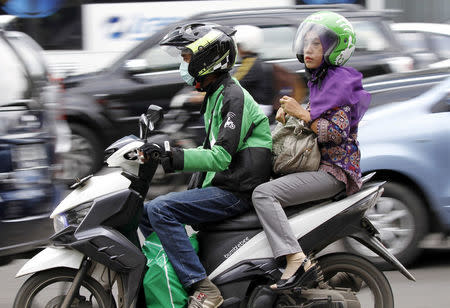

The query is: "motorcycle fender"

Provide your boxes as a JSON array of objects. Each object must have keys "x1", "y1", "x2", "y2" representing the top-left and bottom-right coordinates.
[
  {"x1": 16, "y1": 247, "x2": 84, "y2": 278},
  {"x1": 349, "y1": 231, "x2": 416, "y2": 281}
]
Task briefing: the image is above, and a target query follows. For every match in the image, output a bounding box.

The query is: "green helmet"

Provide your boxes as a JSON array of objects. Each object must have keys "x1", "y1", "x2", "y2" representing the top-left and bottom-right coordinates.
[{"x1": 293, "y1": 11, "x2": 356, "y2": 66}]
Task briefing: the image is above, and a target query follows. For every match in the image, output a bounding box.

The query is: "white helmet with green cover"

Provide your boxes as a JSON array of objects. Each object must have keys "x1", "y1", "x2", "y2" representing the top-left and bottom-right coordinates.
[{"x1": 293, "y1": 11, "x2": 356, "y2": 66}]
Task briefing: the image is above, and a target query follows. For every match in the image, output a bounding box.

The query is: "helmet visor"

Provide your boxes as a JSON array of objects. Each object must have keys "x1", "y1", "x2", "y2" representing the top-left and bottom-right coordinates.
[
  {"x1": 160, "y1": 45, "x2": 185, "y2": 58},
  {"x1": 293, "y1": 23, "x2": 338, "y2": 63}
]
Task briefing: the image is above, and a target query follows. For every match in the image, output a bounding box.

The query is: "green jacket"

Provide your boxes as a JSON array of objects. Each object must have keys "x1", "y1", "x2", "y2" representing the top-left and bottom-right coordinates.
[{"x1": 172, "y1": 74, "x2": 272, "y2": 199}]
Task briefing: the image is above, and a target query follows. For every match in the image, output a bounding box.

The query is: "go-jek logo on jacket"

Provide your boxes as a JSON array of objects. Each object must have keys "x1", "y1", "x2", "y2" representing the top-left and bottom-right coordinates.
[{"x1": 105, "y1": 15, "x2": 180, "y2": 41}]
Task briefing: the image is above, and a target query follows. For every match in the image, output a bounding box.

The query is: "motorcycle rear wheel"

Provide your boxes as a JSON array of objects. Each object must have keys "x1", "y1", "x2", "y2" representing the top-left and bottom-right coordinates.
[
  {"x1": 317, "y1": 253, "x2": 394, "y2": 308},
  {"x1": 13, "y1": 268, "x2": 113, "y2": 308}
]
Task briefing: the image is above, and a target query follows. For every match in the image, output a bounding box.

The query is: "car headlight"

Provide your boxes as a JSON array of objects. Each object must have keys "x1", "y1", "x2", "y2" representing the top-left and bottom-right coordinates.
[{"x1": 53, "y1": 201, "x2": 92, "y2": 232}]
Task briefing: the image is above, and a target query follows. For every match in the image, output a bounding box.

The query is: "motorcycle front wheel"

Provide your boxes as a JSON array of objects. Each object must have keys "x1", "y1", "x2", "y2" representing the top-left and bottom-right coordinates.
[
  {"x1": 317, "y1": 253, "x2": 394, "y2": 308},
  {"x1": 13, "y1": 268, "x2": 113, "y2": 308}
]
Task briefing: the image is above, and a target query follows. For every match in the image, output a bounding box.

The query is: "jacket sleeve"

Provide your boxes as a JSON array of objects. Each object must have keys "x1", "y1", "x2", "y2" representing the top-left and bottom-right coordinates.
[
  {"x1": 316, "y1": 105, "x2": 351, "y2": 145},
  {"x1": 172, "y1": 83, "x2": 245, "y2": 172}
]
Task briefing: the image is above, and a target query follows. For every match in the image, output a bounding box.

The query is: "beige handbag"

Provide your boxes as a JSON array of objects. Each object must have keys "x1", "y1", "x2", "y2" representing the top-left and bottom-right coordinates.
[{"x1": 272, "y1": 115, "x2": 320, "y2": 175}]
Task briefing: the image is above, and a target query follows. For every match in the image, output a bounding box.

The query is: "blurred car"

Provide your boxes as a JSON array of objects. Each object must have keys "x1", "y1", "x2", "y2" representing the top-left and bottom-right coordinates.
[
  {"x1": 59, "y1": 4, "x2": 415, "y2": 180},
  {"x1": 390, "y1": 22, "x2": 450, "y2": 69},
  {"x1": 0, "y1": 29, "x2": 66, "y2": 262},
  {"x1": 343, "y1": 67, "x2": 450, "y2": 268}
]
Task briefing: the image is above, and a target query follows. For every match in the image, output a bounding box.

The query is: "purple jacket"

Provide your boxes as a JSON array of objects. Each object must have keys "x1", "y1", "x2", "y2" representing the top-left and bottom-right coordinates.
[{"x1": 316, "y1": 105, "x2": 362, "y2": 195}]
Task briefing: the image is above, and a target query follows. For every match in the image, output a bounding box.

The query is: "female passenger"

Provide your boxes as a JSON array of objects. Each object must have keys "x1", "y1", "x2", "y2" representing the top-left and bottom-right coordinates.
[{"x1": 251, "y1": 11, "x2": 371, "y2": 290}]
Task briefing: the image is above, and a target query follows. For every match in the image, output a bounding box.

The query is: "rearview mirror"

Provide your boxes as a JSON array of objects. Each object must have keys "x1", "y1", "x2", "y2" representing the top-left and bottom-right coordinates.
[
  {"x1": 147, "y1": 104, "x2": 163, "y2": 124},
  {"x1": 139, "y1": 114, "x2": 150, "y2": 140},
  {"x1": 139, "y1": 105, "x2": 164, "y2": 140}
]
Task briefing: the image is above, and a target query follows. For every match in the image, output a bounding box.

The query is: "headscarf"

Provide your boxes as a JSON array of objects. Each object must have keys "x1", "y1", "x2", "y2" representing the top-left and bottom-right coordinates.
[
  {"x1": 307, "y1": 63, "x2": 371, "y2": 127},
  {"x1": 302, "y1": 23, "x2": 370, "y2": 127}
]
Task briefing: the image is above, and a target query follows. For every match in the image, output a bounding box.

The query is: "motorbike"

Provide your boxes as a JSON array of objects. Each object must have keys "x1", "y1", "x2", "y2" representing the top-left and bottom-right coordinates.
[{"x1": 13, "y1": 105, "x2": 415, "y2": 308}]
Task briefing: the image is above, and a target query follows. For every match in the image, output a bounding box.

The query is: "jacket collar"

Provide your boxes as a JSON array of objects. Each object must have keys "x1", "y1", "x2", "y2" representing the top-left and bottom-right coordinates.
[{"x1": 200, "y1": 73, "x2": 231, "y2": 114}]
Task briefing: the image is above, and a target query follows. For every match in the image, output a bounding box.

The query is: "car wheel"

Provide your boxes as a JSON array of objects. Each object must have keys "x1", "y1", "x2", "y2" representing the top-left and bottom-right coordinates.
[
  {"x1": 343, "y1": 182, "x2": 428, "y2": 269},
  {"x1": 60, "y1": 123, "x2": 104, "y2": 182}
]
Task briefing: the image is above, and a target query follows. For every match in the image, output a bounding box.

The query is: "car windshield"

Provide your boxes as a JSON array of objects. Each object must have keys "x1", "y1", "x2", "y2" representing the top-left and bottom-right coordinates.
[
  {"x1": 134, "y1": 45, "x2": 180, "y2": 72},
  {"x1": 0, "y1": 35, "x2": 30, "y2": 105},
  {"x1": 259, "y1": 26, "x2": 296, "y2": 60},
  {"x1": 394, "y1": 32, "x2": 428, "y2": 53},
  {"x1": 352, "y1": 21, "x2": 391, "y2": 51}
]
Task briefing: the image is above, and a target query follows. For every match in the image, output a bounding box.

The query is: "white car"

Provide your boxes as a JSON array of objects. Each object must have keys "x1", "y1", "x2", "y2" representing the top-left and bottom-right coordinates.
[{"x1": 390, "y1": 22, "x2": 450, "y2": 69}]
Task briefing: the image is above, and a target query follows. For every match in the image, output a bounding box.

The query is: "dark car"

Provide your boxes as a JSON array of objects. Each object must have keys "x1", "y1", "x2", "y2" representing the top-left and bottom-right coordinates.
[
  {"x1": 343, "y1": 67, "x2": 450, "y2": 268},
  {"x1": 60, "y1": 4, "x2": 414, "y2": 179},
  {"x1": 0, "y1": 29, "x2": 63, "y2": 263}
]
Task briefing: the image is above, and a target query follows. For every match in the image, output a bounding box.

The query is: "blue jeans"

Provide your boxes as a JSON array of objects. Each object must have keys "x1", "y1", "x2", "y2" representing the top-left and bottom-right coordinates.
[{"x1": 140, "y1": 187, "x2": 251, "y2": 287}]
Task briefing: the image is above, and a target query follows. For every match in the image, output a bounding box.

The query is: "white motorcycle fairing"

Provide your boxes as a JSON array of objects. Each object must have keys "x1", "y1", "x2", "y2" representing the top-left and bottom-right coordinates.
[
  {"x1": 105, "y1": 140, "x2": 144, "y2": 172},
  {"x1": 209, "y1": 184, "x2": 379, "y2": 280},
  {"x1": 16, "y1": 247, "x2": 84, "y2": 277},
  {"x1": 50, "y1": 171, "x2": 131, "y2": 218},
  {"x1": 50, "y1": 140, "x2": 143, "y2": 218}
]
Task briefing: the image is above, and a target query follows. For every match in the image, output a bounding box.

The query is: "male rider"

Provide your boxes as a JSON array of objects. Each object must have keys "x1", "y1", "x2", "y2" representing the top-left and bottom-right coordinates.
[{"x1": 139, "y1": 23, "x2": 272, "y2": 308}]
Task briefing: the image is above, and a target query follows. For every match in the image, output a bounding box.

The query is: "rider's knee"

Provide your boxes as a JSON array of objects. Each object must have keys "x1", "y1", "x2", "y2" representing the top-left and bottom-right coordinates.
[{"x1": 146, "y1": 198, "x2": 170, "y2": 222}]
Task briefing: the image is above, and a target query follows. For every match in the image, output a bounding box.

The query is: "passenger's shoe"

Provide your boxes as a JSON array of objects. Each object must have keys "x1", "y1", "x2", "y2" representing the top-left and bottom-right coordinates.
[
  {"x1": 188, "y1": 278, "x2": 224, "y2": 308},
  {"x1": 271, "y1": 258, "x2": 318, "y2": 291}
]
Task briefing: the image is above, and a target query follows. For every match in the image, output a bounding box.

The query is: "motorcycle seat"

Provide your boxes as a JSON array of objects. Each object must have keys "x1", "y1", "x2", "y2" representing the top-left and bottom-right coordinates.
[
  {"x1": 193, "y1": 197, "x2": 334, "y2": 232},
  {"x1": 193, "y1": 173, "x2": 375, "y2": 232}
]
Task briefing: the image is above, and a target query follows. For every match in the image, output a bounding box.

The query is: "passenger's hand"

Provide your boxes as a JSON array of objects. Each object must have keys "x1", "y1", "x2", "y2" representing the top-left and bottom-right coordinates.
[
  {"x1": 276, "y1": 107, "x2": 286, "y2": 124},
  {"x1": 279, "y1": 95, "x2": 311, "y2": 123}
]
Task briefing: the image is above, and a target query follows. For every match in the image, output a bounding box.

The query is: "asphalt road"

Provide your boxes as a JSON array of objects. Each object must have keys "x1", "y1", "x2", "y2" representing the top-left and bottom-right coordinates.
[{"x1": 1, "y1": 247, "x2": 449, "y2": 307}]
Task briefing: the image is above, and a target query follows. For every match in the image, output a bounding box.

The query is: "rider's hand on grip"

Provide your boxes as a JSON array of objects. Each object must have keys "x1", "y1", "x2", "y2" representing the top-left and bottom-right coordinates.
[
  {"x1": 139, "y1": 142, "x2": 164, "y2": 161},
  {"x1": 139, "y1": 141, "x2": 177, "y2": 173}
]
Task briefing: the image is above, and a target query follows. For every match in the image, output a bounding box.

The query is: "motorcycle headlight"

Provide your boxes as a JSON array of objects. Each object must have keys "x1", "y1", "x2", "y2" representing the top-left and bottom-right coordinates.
[
  {"x1": 53, "y1": 213, "x2": 68, "y2": 233},
  {"x1": 53, "y1": 201, "x2": 92, "y2": 232}
]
